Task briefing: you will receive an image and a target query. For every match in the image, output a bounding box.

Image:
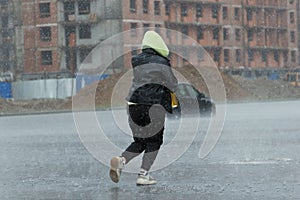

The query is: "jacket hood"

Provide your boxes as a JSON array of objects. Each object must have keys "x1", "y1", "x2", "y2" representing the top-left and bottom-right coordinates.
[{"x1": 142, "y1": 31, "x2": 169, "y2": 58}]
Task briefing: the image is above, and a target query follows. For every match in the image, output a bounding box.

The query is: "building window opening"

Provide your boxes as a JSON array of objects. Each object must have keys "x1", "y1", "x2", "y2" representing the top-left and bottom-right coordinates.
[
  {"x1": 222, "y1": 7, "x2": 228, "y2": 20},
  {"x1": 235, "y1": 29, "x2": 241, "y2": 41},
  {"x1": 196, "y1": 4, "x2": 203, "y2": 18},
  {"x1": 290, "y1": 12, "x2": 295, "y2": 24},
  {"x1": 213, "y1": 28, "x2": 219, "y2": 40},
  {"x1": 182, "y1": 26, "x2": 188, "y2": 39},
  {"x1": 166, "y1": 28, "x2": 171, "y2": 40},
  {"x1": 143, "y1": 0, "x2": 149, "y2": 13},
  {"x1": 181, "y1": 3, "x2": 188, "y2": 17},
  {"x1": 39, "y1": 3, "x2": 51, "y2": 18},
  {"x1": 223, "y1": 28, "x2": 229, "y2": 40},
  {"x1": 291, "y1": 51, "x2": 296, "y2": 62},
  {"x1": 40, "y1": 27, "x2": 51, "y2": 41},
  {"x1": 80, "y1": 49, "x2": 92, "y2": 63},
  {"x1": 64, "y1": 2, "x2": 75, "y2": 15},
  {"x1": 197, "y1": 27, "x2": 203, "y2": 40},
  {"x1": 248, "y1": 49, "x2": 254, "y2": 61},
  {"x1": 212, "y1": 5, "x2": 218, "y2": 19},
  {"x1": 247, "y1": 29, "x2": 253, "y2": 42},
  {"x1": 247, "y1": 8, "x2": 253, "y2": 21},
  {"x1": 143, "y1": 23, "x2": 150, "y2": 33},
  {"x1": 224, "y1": 49, "x2": 230, "y2": 62},
  {"x1": 213, "y1": 49, "x2": 220, "y2": 62},
  {"x1": 130, "y1": 0, "x2": 136, "y2": 13},
  {"x1": 78, "y1": 0, "x2": 90, "y2": 15},
  {"x1": 64, "y1": 2, "x2": 75, "y2": 21},
  {"x1": 155, "y1": 24, "x2": 161, "y2": 34},
  {"x1": 283, "y1": 51, "x2": 288, "y2": 62},
  {"x1": 290, "y1": 31, "x2": 295, "y2": 43},
  {"x1": 274, "y1": 51, "x2": 279, "y2": 62},
  {"x1": 130, "y1": 23, "x2": 137, "y2": 37},
  {"x1": 154, "y1": 1, "x2": 160, "y2": 15},
  {"x1": 79, "y1": 24, "x2": 91, "y2": 39},
  {"x1": 234, "y1": 7, "x2": 240, "y2": 20},
  {"x1": 262, "y1": 49, "x2": 267, "y2": 62},
  {"x1": 236, "y1": 49, "x2": 241, "y2": 62},
  {"x1": 165, "y1": 2, "x2": 170, "y2": 16},
  {"x1": 41, "y1": 51, "x2": 53, "y2": 65}
]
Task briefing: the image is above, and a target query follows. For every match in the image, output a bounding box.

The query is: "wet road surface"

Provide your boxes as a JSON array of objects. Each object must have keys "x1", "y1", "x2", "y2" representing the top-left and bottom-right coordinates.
[{"x1": 1, "y1": 101, "x2": 300, "y2": 200}]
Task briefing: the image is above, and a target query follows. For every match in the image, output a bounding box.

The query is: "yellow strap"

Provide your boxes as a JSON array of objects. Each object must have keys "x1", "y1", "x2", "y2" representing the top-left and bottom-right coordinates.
[{"x1": 171, "y1": 92, "x2": 178, "y2": 108}]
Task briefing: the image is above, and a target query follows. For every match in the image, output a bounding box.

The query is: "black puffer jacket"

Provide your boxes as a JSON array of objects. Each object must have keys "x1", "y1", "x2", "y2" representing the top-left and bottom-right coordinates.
[{"x1": 127, "y1": 48, "x2": 178, "y2": 113}]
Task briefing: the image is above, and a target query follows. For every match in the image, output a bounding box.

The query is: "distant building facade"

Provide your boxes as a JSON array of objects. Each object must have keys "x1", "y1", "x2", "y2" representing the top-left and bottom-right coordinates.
[
  {"x1": 11, "y1": 0, "x2": 300, "y2": 80},
  {"x1": 21, "y1": 0, "x2": 123, "y2": 80},
  {"x1": 164, "y1": 0, "x2": 298, "y2": 68},
  {"x1": 122, "y1": 0, "x2": 298, "y2": 69}
]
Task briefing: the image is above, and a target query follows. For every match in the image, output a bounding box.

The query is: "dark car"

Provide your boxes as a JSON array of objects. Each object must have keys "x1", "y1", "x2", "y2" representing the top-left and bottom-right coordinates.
[{"x1": 169, "y1": 83, "x2": 216, "y2": 118}]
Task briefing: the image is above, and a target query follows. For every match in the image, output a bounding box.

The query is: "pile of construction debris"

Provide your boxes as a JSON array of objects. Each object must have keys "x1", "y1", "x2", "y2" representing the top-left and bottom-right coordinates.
[{"x1": 1, "y1": 66, "x2": 300, "y2": 115}]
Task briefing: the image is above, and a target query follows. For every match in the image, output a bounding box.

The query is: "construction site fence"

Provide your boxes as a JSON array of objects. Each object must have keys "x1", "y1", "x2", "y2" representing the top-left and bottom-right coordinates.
[
  {"x1": 12, "y1": 79, "x2": 76, "y2": 100},
  {"x1": 1, "y1": 74, "x2": 110, "y2": 100}
]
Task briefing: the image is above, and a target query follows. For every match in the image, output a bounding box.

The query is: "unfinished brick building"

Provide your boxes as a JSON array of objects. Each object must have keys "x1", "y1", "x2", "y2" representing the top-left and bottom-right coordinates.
[
  {"x1": 22, "y1": 1, "x2": 61, "y2": 79},
  {"x1": 121, "y1": 0, "x2": 299, "y2": 69},
  {"x1": 20, "y1": 0, "x2": 299, "y2": 79},
  {"x1": 21, "y1": 0, "x2": 123, "y2": 80},
  {"x1": 162, "y1": 0, "x2": 298, "y2": 69}
]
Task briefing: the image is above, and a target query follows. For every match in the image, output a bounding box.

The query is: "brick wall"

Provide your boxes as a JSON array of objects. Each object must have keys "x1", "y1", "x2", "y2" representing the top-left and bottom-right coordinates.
[{"x1": 23, "y1": 0, "x2": 60, "y2": 74}]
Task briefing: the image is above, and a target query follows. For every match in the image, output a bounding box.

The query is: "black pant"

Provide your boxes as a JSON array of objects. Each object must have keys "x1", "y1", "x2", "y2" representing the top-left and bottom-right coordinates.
[{"x1": 122, "y1": 104, "x2": 166, "y2": 171}]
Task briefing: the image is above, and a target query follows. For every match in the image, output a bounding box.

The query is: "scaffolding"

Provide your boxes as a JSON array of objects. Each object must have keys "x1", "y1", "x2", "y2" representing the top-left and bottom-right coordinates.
[{"x1": 0, "y1": 0, "x2": 15, "y2": 75}]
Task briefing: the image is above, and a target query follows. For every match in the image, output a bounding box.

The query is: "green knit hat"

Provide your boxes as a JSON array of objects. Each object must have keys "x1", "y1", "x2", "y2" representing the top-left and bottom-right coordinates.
[{"x1": 142, "y1": 31, "x2": 169, "y2": 58}]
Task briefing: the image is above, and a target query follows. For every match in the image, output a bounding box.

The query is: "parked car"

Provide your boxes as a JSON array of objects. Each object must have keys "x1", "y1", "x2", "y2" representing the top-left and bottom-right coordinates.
[{"x1": 169, "y1": 83, "x2": 216, "y2": 118}]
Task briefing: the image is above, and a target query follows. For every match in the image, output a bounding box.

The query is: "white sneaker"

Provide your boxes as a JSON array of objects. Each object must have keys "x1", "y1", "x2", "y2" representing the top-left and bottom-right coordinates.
[
  {"x1": 109, "y1": 156, "x2": 125, "y2": 183},
  {"x1": 136, "y1": 171, "x2": 157, "y2": 186}
]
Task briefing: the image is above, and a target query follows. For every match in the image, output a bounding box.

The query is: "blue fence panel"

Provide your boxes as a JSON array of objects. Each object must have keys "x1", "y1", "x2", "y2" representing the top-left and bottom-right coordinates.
[
  {"x1": 0, "y1": 82, "x2": 12, "y2": 99},
  {"x1": 76, "y1": 74, "x2": 110, "y2": 92},
  {"x1": 268, "y1": 72, "x2": 280, "y2": 80}
]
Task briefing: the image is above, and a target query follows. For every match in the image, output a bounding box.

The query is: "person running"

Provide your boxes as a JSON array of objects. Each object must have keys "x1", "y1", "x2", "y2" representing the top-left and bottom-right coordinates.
[{"x1": 109, "y1": 31, "x2": 178, "y2": 186}]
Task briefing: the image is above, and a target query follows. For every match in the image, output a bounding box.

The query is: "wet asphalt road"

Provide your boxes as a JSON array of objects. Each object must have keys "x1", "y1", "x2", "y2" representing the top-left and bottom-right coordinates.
[{"x1": 1, "y1": 101, "x2": 300, "y2": 200}]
